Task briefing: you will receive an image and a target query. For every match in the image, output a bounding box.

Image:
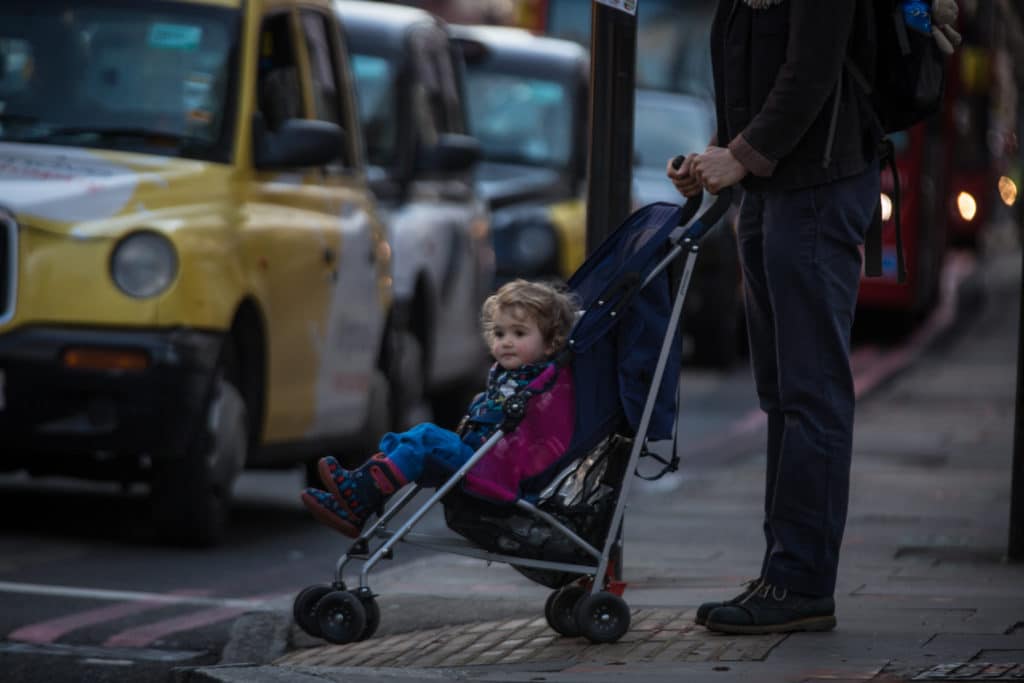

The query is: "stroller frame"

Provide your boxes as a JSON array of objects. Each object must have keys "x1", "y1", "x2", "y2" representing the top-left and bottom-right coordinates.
[{"x1": 294, "y1": 190, "x2": 733, "y2": 645}]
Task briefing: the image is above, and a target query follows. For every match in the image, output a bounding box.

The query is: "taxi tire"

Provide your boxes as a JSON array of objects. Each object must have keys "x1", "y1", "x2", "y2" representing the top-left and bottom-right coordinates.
[{"x1": 151, "y1": 372, "x2": 248, "y2": 547}]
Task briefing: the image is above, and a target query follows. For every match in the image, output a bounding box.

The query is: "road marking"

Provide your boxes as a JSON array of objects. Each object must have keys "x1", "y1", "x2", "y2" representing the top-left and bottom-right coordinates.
[
  {"x1": 103, "y1": 590, "x2": 290, "y2": 649},
  {"x1": 0, "y1": 581, "x2": 274, "y2": 611},
  {"x1": 0, "y1": 640, "x2": 202, "y2": 663},
  {"x1": 8, "y1": 589, "x2": 213, "y2": 644}
]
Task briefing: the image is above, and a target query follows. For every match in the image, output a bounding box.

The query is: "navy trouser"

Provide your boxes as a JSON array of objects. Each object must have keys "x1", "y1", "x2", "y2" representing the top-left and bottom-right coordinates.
[{"x1": 737, "y1": 164, "x2": 879, "y2": 598}]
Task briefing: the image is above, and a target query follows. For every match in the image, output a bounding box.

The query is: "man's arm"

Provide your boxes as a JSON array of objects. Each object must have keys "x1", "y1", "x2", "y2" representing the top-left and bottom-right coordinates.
[{"x1": 729, "y1": 0, "x2": 856, "y2": 177}]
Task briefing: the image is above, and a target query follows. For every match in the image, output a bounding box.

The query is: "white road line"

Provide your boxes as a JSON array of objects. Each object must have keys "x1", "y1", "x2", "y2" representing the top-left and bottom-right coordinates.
[
  {"x1": 0, "y1": 581, "x2": 276, "y2": 611},
  {"x1": 0, "y1": 641, "x2": 202, "y2": 663}
]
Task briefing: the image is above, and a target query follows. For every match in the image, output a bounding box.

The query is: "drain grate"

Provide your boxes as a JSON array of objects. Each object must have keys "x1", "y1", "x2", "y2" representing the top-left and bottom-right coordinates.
[{"x1": 912, "y1": 662, "x2": 1024, "y2": 680}]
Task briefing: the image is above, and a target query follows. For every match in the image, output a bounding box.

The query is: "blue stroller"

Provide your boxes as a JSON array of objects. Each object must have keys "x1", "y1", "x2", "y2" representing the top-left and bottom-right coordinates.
[{"x1": 292, "y1": 189, "x2": 733, "y2": 645}]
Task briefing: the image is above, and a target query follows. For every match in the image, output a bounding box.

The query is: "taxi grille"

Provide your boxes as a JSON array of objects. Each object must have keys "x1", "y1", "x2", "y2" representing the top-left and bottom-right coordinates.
[{"x1": 0, "y1": 214, "x2": 15, "y2": 322}]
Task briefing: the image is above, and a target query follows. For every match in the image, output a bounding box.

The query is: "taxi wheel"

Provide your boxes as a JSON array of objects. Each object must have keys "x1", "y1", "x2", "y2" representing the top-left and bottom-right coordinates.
[{"x1": 151, "y1": 366, "x2": 248, "y2": 547}]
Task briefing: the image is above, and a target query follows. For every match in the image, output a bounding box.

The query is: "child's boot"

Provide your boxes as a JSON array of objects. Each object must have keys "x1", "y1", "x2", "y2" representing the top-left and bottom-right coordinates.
[
  {"x1": 300, "y1": 488, "x2": 363, "y2": 538},
  {"x1": 317, "y1": 454, "x2": 408, "y2": 530}
]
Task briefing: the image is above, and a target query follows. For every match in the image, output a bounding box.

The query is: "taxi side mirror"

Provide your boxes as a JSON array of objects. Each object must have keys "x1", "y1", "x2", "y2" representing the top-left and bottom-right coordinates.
[
  {"x1": 416, "y1": 133, "x2": 481, "y2": 174},
  {"x1": 253, "y1": 116, "x2": 345, "y2": 169}
]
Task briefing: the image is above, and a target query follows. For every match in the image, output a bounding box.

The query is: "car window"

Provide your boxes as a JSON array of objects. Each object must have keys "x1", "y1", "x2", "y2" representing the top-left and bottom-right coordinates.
[
  {"x1": 299, "y1": 9, "x2": 352, "y2": 168},
  {"x1": 0, "y1": 0, "x2": 238, "y2": 163},
  {"x1": 408, "y1": 25, "x2": 463, "y2": 142},
  {"x1": 463, "y1": 70, "x2": 570, "y2": 168},
  {"x1": 350, "y1": 53, "x2": 397, "y2": 167},
  {"x1": 300, "y1": 11, "x2": 340, "y2": 126},
  {"x1": 257, "y1": 12, "x2": 302, "y2": 132},
  {"x1": 546, "y1": 0, "x2": 715, "y2": 99},
  {"x1": 632, "y1": 96, "x2": 711, "y2": 169}
]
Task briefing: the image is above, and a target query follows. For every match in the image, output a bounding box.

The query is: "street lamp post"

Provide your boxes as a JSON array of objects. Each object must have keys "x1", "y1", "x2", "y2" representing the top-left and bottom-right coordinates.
[{"x1": 585, "y1": 0, "x2": 638, "y2": 255}]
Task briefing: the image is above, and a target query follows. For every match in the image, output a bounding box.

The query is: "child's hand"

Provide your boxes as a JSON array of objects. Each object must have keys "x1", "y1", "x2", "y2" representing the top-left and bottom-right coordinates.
[{"x1": 666, "y1": 153, "x2": 703, "y2": 199}]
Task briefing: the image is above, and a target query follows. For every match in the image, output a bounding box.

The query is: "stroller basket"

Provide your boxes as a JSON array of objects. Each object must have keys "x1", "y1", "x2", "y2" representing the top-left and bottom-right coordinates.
[
  {"x1": 445, "y1": 434, "x2": 631, "y2": 589},
  {"x1": 293, "y1": 190, "x2": 733, "y2": 646}
]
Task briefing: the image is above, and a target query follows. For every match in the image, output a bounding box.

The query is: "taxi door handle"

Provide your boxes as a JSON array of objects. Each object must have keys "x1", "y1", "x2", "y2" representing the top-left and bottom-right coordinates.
[{"x1": 323, "y1": 247, "x2": 336, "y2": 265}]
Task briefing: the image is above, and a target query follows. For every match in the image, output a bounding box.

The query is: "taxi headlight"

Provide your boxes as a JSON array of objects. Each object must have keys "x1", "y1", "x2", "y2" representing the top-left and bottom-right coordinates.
[
  {"x1": 512, "y1": 222, "x2": 556, "y2": 270},
  {"x1": 110, "y1": 231, "x2": 178, "y2": 298}
]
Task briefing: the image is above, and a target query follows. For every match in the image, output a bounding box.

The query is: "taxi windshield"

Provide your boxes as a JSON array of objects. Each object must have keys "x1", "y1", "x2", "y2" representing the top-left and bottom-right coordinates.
[
  {"x1": 0, "y1": 0, "x2": 239, "y2": 163},
  {"x1": 463, "y1": 71, "x2": 571, "y2": 169}
]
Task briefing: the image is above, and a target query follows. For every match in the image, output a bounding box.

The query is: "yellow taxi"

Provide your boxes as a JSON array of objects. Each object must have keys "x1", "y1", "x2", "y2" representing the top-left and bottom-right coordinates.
[{"x1": 0, "y1": 0, "x2": 397, "y2": 544}]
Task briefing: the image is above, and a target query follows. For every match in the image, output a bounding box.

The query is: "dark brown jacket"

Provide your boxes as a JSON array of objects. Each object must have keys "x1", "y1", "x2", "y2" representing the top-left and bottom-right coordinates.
[{"x1": 711, "y1": 0, "x2": 880, "y2": 192}]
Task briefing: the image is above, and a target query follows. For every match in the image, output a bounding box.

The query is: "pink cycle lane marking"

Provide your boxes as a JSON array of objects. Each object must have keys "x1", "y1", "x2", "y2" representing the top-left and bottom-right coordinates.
[
  {"x1": 103, "y1": 589, "x2": 293, "y2": 648},
  {"x1": 8, "y1": 588, "x2": 213, "y2": 645}
]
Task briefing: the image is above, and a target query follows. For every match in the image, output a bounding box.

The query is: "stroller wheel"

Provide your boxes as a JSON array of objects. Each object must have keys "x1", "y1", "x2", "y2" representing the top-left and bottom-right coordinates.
[
  {"x1": 293, "y1": 584, "x2": 333, "y2": 638},
  {"x1": 544, "y1": 585, "x2": 585, "y2": 637},
  {"x1": 316, "y1": 590, "x2": 367, "y2": 644},
  {"x1": 352, "y1": 590, "x2": 380, "y2": 641},
  {"x1": 574, "y1": 592, "x2": 631, "y2": 644}
]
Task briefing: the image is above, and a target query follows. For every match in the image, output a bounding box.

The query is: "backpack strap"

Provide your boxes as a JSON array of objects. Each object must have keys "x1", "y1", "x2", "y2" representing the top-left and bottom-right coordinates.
[{"x1": 841, "y1": 57, "x2": 908, "y2": 283}]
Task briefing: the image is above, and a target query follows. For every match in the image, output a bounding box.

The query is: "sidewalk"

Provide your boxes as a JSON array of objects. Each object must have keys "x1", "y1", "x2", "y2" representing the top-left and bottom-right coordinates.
[{"x1": 183, "y1": 232, "x2": 1024, "y2": 682}]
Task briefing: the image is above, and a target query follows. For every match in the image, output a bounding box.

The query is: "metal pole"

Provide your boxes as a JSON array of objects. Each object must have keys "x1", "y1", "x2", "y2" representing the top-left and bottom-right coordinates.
[
  {"x1": 585, "y1": 1, "x2": 638, "y2": 255},
  {"x1": 1010, "y1": 226, "x2": 1024, "y2": 562}
]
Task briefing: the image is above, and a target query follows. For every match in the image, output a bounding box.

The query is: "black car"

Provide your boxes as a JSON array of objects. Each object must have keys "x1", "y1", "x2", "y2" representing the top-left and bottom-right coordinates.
[{"x1": 450, "y1": 25, "x2": 590, "y2": 284}]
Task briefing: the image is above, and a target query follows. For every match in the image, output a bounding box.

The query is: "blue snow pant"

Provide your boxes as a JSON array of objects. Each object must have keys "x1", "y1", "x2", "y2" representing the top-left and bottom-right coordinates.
[
  {"x1": 379, "y1": 423, "x2": 475, "y2": 488},
  {"x1": 737, "y1": 163, "x2": 879, "y2": 598}
]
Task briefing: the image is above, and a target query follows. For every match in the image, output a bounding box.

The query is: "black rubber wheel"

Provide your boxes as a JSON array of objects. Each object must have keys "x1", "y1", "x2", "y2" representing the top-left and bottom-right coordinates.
[
  {"x1": 316, "y1": 590, "x2": 366, "y2": 645},
  {"x1": 292, "y1": 584, "x2": 333, "y2": 638},
  {"x1": 573, "y1": 592, "x2": 631, "y2": 644},
  {"x1": 356, "y1": 594, "x2": 380, "y2": 641},
  {"x1": 544, "y1": 585, "x2": 586, "y2": 637},
  {"x1": 151, "y1": 365, "x2": 247, "y2": 547}
]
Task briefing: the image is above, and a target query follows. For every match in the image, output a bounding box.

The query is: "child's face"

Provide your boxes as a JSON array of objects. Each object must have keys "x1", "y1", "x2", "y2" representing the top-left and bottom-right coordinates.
[{"x1": 489, "y1": 308, "x2": 551, "y2": 370}]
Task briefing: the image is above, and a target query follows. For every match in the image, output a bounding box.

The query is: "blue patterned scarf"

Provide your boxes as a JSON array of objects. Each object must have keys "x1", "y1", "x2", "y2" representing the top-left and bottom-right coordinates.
[{"x1": 458, "y1": 361, "x2": 552, "y2": 449}]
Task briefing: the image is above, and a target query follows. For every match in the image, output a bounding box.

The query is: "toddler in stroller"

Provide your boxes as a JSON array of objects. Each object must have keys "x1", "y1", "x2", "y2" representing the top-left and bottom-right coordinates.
[
  {"x1": 292, "y1": 194, "x2": 732, "y2": 646},
  {"x1": 301, "y1": 278, "x2": 578, "y2": 539}
]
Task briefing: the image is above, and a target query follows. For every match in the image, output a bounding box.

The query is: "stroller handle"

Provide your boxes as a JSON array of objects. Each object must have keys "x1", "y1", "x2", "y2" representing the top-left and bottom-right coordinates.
[{"x1": 669, "y1": 154, "x2": 735, "y2": 243}]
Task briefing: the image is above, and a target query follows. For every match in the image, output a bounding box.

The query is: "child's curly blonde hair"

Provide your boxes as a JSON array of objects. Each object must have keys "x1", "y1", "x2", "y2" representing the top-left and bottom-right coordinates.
[{"x1": 480, "y1": 279, "x2": 577, "y2": 354}]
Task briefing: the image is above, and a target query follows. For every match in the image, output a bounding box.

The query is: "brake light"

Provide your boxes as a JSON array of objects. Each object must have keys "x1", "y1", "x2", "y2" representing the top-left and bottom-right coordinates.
[
  {"x1": 999, "y1": 176, "x2": 1018, "y2": 207},
  {"x1": 957, "y1": 192, "x2": 977, "y2": 222}
]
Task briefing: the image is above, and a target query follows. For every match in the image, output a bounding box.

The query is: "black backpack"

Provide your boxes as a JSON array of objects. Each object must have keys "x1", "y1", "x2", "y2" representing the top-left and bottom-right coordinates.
[{"x1": 841, "y1": 0, "x2": 948, "y2": 281}]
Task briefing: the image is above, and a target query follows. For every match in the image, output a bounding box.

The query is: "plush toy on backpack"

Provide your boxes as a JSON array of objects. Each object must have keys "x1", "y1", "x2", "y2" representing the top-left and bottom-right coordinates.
[{"x1": 902, "y1": 0, "x2": 962, "y2": 55}]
